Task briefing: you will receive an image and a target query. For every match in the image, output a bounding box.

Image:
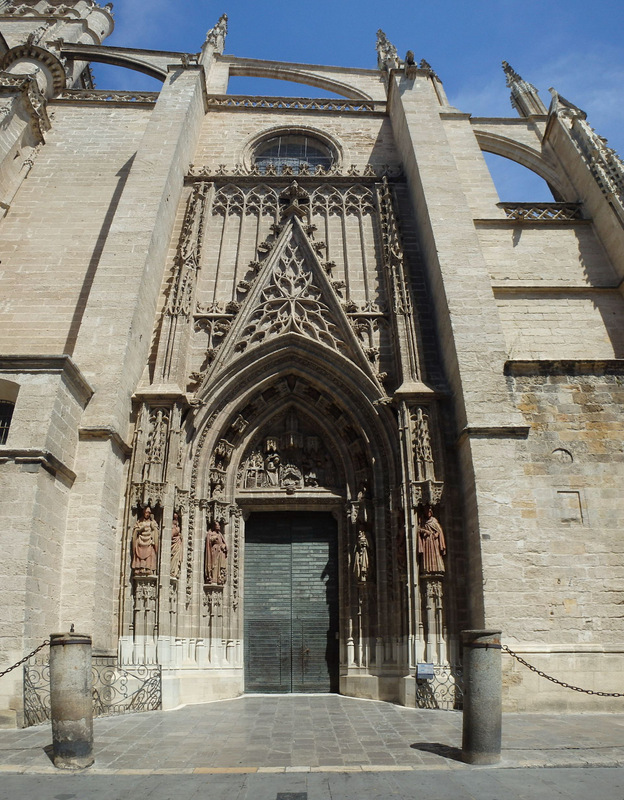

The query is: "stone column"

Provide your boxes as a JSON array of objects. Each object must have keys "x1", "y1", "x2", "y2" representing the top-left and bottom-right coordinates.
[
  {"x1": 461, "y1": 629, "x2": 502, "y2": 764},
  {"x1": 49, "y1": 632, "x2": 93, "y2": 770}
]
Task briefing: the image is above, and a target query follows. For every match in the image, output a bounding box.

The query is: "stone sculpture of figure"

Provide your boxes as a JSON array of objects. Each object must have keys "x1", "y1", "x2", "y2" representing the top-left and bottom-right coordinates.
[
  {"x1": 205, "y1": 520, "x2": 228, "y2": 585},
  {"x1": 131, "y1": 506, "x2": 159, "y2": 576},
  {"x1": 170, "y1": 511, "x2": 183, "y2": 580},
  {"x1": 265, "y1": 452, "x2": 280, "y2": 486},
  {"x1": 417, "y1": 505, "x2": 446, "y2": 574},
  {"x1": 354, "y1": 529, "x2": 371, "y2": 583}
]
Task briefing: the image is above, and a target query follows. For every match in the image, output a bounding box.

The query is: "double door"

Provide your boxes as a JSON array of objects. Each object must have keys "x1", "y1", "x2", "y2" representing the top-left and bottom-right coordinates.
[{"x1": 244, "y1": 512, "x2": 339, "y2": 693}]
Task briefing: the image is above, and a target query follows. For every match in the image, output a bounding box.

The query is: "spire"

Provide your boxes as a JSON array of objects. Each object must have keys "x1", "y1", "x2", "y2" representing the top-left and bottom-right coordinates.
[
  {"x1": 376, "y1": 29, "x2": 400, "y2": 72},
  {"x1": 502, "y1": 61, "x2": 547, "y2": 117},
  {"x1": 205, "y1": 13, "x2": 228, "y2": 55}
]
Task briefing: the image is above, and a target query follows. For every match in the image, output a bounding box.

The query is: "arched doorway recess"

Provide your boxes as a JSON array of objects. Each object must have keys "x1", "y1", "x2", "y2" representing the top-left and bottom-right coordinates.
[{"x1": 120, "y1": 180, "x2": 460, "y2": 707}]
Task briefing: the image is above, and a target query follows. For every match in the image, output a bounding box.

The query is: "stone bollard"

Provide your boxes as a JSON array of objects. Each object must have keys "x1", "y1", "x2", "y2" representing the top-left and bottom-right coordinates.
[
  {"x1": 49, "y1": 632, "x2": 94, "y2": 770},
  {"x1": 461, "y1": 629, "x2": 502, "y2": 765}
]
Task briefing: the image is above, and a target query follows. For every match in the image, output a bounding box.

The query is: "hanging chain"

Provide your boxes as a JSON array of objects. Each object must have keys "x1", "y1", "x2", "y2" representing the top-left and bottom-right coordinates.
[
  {"x1": 0, "y1": 640, "x2": 50, "y2": 679},
  {"x1": 502, "y1": 644, "x2": 624, "y2": 697}
]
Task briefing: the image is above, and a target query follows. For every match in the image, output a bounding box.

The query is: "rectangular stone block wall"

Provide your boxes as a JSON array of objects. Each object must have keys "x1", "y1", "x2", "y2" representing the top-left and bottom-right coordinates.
[
  {"x1": 476, "y1": 364, "x2": 624, "y2": 710},
  {"x1": 0, "y1": 104, "x2": 152, "y2": 355}
]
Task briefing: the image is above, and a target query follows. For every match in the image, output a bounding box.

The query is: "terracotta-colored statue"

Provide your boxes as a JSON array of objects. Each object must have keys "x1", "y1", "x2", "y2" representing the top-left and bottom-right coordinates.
[
  {"x1": 131, "y1": 506, "x2": 159, "y2": 576},
  {"x1": 417, "y1": 505, "x2": 446, "y2": 574},
  {"x1": 170, "y1": 511, "x2": 183, "y2": 579},
  {"x1": 205, "y1": 520, "x2": 228, "y2": 585},
  {"x1": 354, "y1": 529, "x2": 371, "y2": 583}
]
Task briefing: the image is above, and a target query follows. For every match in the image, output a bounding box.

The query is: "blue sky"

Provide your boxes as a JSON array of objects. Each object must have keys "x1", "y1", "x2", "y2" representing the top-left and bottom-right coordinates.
[{"x1": 95, "y1": 1, "x2": 624, "y2": 201}]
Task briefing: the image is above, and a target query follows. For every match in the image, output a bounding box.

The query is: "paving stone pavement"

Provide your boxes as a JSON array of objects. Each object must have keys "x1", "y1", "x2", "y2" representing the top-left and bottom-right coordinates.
[{"x1": 0, "y1": 694, "x2": 623, "y2": 776}]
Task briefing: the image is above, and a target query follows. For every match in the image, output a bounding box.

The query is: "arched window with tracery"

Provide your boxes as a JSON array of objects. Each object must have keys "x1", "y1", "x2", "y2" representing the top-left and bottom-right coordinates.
[{"x1": 254, "y1": 134, "x2": 333, "y2": 174}]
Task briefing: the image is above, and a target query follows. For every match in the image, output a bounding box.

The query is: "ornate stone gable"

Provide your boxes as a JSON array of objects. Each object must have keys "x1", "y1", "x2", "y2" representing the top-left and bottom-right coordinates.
[{"x1": 196, "y1": 216, "x2": 385, "y2": 390}]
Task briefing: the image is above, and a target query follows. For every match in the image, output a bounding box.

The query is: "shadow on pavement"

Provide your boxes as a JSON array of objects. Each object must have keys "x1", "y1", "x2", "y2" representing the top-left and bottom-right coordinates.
[{"x1": 410, "y1": 742, "x2": 463, "y2": 762}]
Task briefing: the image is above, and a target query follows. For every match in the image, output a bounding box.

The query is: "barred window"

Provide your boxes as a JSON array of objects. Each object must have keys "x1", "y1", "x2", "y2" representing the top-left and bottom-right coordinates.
[
  {"x1": 0, "y1": 400, "x2": 14, "y2": 445},
  {"x1": 254, "y1": 135, "x2": 333, "y2": 174}
]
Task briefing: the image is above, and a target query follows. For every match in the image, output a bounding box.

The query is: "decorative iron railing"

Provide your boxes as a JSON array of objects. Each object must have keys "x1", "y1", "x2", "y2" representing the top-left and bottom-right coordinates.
[
  {"x1": 498, "y1": 202, "x2": 583, "y2": 221},
  {"x1": 23, "y1": 655, "x2": 162, "y2": 727},
  {"x1": 415, "y1": 664, "x2": 463, "y2": 711}
]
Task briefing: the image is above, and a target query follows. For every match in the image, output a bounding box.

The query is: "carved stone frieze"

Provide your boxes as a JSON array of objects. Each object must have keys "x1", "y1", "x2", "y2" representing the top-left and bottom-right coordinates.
[
  {"x1": 133, "y1": 575, "x2": 157, "y2": 609},
  {"x1": 189, "y1": 165, "x2": 402, "y2": 180}
]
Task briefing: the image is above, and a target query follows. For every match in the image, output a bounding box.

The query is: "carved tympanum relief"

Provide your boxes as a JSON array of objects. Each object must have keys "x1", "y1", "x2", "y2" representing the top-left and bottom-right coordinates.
[{"x1": 238, "y1": 407, "x2": 339, "y2": 493}]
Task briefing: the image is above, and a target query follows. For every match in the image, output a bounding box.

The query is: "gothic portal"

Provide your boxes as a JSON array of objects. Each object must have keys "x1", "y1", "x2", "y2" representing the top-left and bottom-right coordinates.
[{"x1": 1, "y1": 3, "x2": 624, "y2": 725}]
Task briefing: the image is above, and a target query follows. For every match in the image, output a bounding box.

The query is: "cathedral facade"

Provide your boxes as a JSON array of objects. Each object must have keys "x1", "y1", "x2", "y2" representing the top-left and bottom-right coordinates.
[{"x1": 1, "y1": 0, "x2": 623, "y2": 725}]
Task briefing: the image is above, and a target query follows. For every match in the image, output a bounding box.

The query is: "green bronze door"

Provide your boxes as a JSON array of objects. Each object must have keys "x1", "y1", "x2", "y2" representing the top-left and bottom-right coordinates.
[{"x1": 244, "y1": 512, "x2": 339, "y2": 693}]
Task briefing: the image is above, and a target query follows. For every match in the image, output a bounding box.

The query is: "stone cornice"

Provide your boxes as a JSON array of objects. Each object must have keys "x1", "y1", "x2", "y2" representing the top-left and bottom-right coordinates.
[
  {"x1": 457, "y1": 424, "x2": 531, "y2": 445},
  {"x1": 0, "y1": 354, "x2": 93, "y2": 404},
  {"x1": 79, "y1": 425, "x2": 131, "y2": 458},
  {"x1": 0, "y1": 447, "x2": 76, "y2": 484}
]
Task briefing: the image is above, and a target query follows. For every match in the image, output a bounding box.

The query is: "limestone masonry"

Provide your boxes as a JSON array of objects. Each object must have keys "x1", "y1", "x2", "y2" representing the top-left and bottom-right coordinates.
[{"x1": 0, "y1": 1, "x2": 623, "y2": 726}]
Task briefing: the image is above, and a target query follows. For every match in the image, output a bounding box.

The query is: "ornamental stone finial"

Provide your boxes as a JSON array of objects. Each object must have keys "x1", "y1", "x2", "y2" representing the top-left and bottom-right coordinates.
[
  {"x1": 501, "y1": 60, "x2": 547, "y2": 117},
  {"x1": 205, "y1": 13, "x2": 228, "y2": 54},
  {"x1": 376, "y1": 29, "x2": 399, "y2": 72}
]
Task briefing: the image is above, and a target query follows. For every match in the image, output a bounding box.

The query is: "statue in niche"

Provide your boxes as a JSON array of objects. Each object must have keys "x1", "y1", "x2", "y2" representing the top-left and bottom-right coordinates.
[
  {"x1": 417, "y1": 505, "x2": 446, "y2": 574},
  {"x1": 265, "y1": 451, "x2": 280, "y2": 486},
  {"x1": 205, "y1": 520, "x2": 228, "y2": 586},
  {"x1": 354, "y1": 529, "x2": 371, "y2": 583},
  {"x1": 131, "y1": 506, "x2": 159, "y2": 577},
  {"x1": 170, "y1": 511, "x2": 183, "y2": 580}
]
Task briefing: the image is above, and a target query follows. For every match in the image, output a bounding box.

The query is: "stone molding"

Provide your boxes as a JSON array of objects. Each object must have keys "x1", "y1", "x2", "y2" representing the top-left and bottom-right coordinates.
[
  {"x1": 204, "y1": 94, "x2": 385, "y2": 115},
  {"x1": 505, "y1": 359, "x2": 624, "y2": 376},
  {"x1": 53, "y1": 88, "x2": 159, "y2": 105},
  {"x1": 457, "y1": 424, "x2": 531, "y2": 444},
  {"x1": 0, "y1": 70, "x2": 50, "y2": 141},
  {"x1": 0, "y1": 43, "x2": 66, "y2": 94},
  {"x1": 79, "y1": 425, "x2": 132, "y2": 458},
  {"x1": 0, "y1": 354, "x2": 93, "y2": 404},
  {"x1": 0, "y1": 447, "x2": 76, "y2": 483}
]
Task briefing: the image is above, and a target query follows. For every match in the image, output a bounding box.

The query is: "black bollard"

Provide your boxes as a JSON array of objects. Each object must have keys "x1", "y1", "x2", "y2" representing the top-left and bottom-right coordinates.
[
  {"x1": 461, "y1": 629, "x2": 502, "y2": 764},
  {"x1": 49, "y1": 631, "x2": 94, "y2": 769}
]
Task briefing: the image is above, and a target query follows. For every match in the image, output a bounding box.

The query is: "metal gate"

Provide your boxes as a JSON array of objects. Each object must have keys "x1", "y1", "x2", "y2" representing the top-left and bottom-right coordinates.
[{"x1": 244, "y1": 512, "x2": 339, "y2": 693}]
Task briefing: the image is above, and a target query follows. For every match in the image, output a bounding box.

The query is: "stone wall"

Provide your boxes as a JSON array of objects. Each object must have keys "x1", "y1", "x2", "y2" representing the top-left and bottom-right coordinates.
[
  {"x1": 499, "y1": 363, "x2": 624, "y2": 709},
  {"x1": 0, "y1": 104, "x2": 151, "y2": 355}
]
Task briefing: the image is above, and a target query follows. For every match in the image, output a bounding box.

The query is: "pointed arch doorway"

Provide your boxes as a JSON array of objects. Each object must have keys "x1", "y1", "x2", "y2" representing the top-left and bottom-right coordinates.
[{"x1": 244, "y1": 510, "x2": 339, "y2": 693}]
